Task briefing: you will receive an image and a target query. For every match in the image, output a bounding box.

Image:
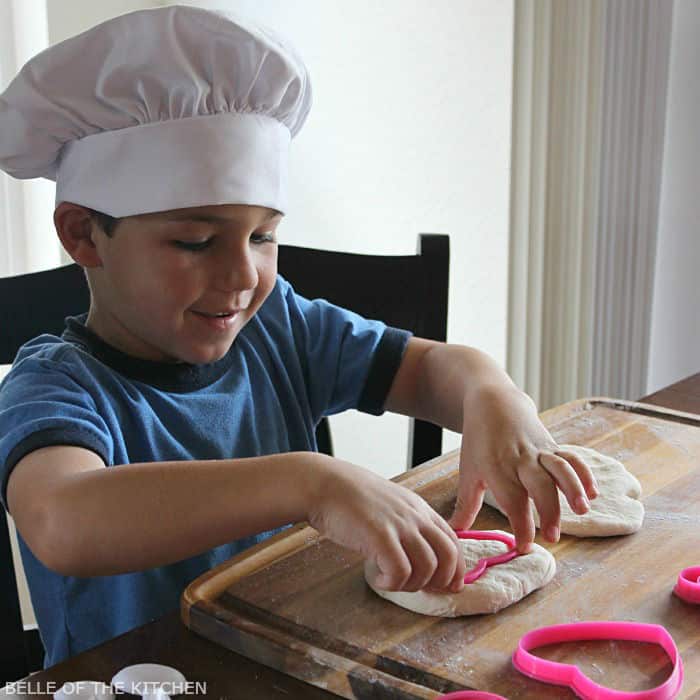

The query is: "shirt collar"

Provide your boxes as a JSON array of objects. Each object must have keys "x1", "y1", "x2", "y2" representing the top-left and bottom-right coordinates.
[{"x1": 62, "y1": 314, "x2": 237, "y2": 392}]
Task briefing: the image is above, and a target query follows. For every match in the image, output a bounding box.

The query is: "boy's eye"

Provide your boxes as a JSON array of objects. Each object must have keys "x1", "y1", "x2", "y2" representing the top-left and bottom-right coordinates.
[
  {"x1": 172, "y1": 231, "x2": 276, "y2": 251},
  {"x1": 173, "y1": 239, "x2": 212, "y2": 252},
  {"x1": 251, "y1": 231, "x2": 276, "y2": 245}
]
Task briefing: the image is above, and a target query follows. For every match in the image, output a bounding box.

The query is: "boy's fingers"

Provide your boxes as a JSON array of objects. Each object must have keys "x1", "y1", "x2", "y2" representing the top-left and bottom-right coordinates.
[
  {"x1": 519, "y1": 464, "x2": 560, "y2": 543},
  {"x1": 554, "y1": 449, "x2": 599, "y2": 499},
  {"x1": 422, "y1": 525, "x2": 462, "y2": 591},
  {"x1": 432, "y1": 511, "x2": 463, "y2": 550},
  {"x1": 399, "y1": 532, "x2": 439, "y2": 592},
  {"x1": 373, "y1": 539, "x2": 411, "y2": 591},
  {"x1": 538, "y1": 451, "x2": 590, "y2": 516},
  {"x1": 449, "y1": 481, "x2": 485, "y2": 530},
  {"x1": 426, "y1": 512, "x2": 467, "y2": 592},
  {"x1": 499, "y1": 489, "x2": 535, "y2": 554}
]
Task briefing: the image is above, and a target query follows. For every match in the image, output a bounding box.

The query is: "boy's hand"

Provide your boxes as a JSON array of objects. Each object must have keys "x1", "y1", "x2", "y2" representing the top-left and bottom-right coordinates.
[
  {"x1": 307, "y1": 457, "x2": 466, "y2": 593},
  {"x1": 449, "y1": 386, "x2": 599, "y2": 552}
]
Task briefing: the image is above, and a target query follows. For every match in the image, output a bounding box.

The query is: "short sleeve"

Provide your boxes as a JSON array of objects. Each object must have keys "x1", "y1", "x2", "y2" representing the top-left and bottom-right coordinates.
[
  {"x1": 0, "y1": 359, "x2": 112, "y2": 511},
  {"x1": 276, "y1": 277, "x2": 411, "y2": 421}
]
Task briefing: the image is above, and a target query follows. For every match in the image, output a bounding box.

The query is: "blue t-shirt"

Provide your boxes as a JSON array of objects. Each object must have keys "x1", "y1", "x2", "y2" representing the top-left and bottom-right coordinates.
[{"x1": 0, "y1": 275, "x2": 410, "y2": 667}]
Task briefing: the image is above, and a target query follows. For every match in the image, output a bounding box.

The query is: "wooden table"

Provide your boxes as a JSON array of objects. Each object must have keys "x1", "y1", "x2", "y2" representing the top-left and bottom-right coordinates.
[{"x1": 3, "y1": 373, "x2": 699, "y2": 699}]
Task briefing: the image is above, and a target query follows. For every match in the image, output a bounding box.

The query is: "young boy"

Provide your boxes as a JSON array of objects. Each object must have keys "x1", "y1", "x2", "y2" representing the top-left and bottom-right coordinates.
[{"x1": 0, "y1": 6, "x2": 597, "y2": 667}]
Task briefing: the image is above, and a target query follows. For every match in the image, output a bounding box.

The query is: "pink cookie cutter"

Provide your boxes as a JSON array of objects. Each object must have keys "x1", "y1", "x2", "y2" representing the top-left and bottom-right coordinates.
[
  {"x1": 673, "y1": 566, "x2": 700, "y2": 604},
  {"x1": 454, "y1": 530, "x2": 520, "y2": 584},
  {"x1": 512, "y1": 621, "x2": 684, "y2": 699}
]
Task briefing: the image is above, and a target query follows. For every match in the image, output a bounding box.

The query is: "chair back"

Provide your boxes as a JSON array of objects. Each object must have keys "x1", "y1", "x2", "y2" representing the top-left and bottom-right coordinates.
[
  {"x1": 278, "y1": 234, "x2": 449, "y2": 465},
  {"x1": 0, "y1": 263, "x2": 90, "y2": 364},
  {"x1": 0, "y1": 264, "x2": 90, "y2": 682},
  {"x1": 1, "y1": 514, "x2": 40, "y2": 682}
]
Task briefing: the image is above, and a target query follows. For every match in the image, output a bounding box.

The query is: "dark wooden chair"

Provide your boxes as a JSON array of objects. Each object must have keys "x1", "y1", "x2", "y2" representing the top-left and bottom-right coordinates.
[
  {"x1": 0, "y1": 233, "x2": 449, "y2": 682},
  {"x1": 277, "y1": 235, "x2": 450, "y2": 463},
  {"x1": 0, "y1": 263, "x2": 90, "y2": 683},
  {"x1": 0, "y1": 514, "x2": 44, "y2": 684}
]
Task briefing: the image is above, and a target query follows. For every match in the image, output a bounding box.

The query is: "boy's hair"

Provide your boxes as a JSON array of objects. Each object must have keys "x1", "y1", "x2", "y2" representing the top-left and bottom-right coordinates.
[{"x1": 87, "y1": 208, "x2": 121, "y2": 236}]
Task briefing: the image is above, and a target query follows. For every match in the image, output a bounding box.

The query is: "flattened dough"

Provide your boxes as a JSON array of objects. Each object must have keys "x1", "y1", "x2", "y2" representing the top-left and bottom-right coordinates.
[
  {"x1": 484, "y1": 444, "x2": 644, "y2": 536},
  {"x1": 364, "y1": 530, "x2": 555, "y2": 617}
]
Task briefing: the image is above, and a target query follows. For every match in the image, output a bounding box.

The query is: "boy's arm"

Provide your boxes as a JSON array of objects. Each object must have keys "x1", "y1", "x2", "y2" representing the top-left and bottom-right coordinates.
[
  {"x1": 385, "y1": 337, "x2": 599, "y2": 552},
  {"x1": 7, "y1": 444, "x2": 467, "y2": 591}
]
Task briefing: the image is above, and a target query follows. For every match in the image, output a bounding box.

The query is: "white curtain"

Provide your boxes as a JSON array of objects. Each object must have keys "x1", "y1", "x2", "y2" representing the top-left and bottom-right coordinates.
[
  {"x1": 507, "y1": 0, "x2": 674, "y2": 409},
  {"x1": 0, "y1": 0, "x2": 62, "y2": 277}
]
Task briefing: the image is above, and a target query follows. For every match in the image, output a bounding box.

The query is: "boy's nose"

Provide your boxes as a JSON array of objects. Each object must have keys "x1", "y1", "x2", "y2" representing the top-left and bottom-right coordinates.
[{"x1": 213, "y1": 249, "x2": 259, "y2": 292}]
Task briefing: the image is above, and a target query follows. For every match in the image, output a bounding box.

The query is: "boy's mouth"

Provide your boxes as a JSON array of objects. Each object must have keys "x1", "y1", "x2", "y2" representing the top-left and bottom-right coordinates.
[
  {"x1": 190, "y1": 308, "x2": 241, "y2": 330},
  {"x1": 194, "y1": 310, "x2": 239, "y2": 317},
  {"x1": 191, "y1": 304, "x2": 244, "y2": 317}
]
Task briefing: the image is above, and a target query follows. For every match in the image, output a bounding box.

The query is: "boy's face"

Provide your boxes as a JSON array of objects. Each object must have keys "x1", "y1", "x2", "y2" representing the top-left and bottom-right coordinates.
[{"x1": 86, "y1": 204, "x2": 281, "y2": 364}]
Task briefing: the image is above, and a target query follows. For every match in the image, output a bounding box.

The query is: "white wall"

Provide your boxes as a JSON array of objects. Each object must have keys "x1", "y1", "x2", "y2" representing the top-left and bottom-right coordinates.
[
  {"x1": 647, "y1": 0, "x2": 700, "y2": 394},
  {"x1": 45, "y1": 0, "x2": 153, "y2": 39},
  {"x1": 46, "y1": 0, "x2": 515, "y2": 475}
]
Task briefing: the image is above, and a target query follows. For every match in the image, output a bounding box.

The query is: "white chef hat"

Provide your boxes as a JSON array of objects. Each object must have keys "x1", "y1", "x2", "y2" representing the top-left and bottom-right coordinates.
[{"x1": 0, "y1": 5, "x2": 311, "y2": 217}]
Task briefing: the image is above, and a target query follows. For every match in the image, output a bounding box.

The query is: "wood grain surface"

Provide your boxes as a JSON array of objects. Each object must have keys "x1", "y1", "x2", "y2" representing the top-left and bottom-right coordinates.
[{"x1": 182, "y1": 399, "x2": 700, "y2": 699}]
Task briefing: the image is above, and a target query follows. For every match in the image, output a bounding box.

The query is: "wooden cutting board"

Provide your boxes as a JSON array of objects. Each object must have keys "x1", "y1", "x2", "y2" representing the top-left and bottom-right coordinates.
[{"x1": 181, "y1": 399, "x2": 700, "y2": 699}]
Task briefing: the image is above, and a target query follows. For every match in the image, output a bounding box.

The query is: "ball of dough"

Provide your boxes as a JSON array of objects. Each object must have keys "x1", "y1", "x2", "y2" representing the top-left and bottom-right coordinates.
[
  {"x1": 364, "y1": 530, "x2": 556, "y2": 617},
  {"x1": 484, "y1": 444, "x2": 644, "y2": 536}
]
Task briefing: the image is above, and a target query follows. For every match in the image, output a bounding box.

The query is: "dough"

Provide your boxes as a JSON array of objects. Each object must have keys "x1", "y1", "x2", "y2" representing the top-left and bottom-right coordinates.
[
  {"x1": 364, "y1": 530, "x2": 555, "y2": 616},
  {"x1": 484, "y1": 444, "x2": 644, "y2": 536}
]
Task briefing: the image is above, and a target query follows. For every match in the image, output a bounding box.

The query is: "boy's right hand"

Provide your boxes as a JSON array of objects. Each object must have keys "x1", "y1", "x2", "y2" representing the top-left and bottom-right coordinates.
[{"x1": 306, "y1": 456, "x2": 466, "y2": 593}]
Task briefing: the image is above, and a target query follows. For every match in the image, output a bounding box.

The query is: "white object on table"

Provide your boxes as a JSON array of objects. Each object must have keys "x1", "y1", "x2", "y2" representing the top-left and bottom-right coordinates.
[
  {"x1": 111, "y1": 664, "x2": 187, "y2": 700},
  {"x1": 54, "y1": 680, "x2": 113, "y2": 699}
]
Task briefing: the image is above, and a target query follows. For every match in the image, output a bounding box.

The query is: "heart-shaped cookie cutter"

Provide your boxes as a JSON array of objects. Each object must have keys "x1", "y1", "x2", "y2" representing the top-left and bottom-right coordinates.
[
  {"x1": 454, "y1": 530, "x2": 520, "y2": 584},
  {"x1": 673, "y1": 566, "x2": 700, "y2": 604},
  {"x1": 512, "y1": 621, "x2": 684, "y2": 699}
]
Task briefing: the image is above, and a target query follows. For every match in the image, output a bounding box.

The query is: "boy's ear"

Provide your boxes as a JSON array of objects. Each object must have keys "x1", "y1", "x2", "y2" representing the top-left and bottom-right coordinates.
[{"x1": 53, "y1": 202, "x2": 104, "y2": 267}]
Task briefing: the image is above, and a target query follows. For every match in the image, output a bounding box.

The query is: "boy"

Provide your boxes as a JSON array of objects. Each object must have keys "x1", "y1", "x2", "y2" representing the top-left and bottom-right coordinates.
[{"x1": 0, "y1": 6, "x2": 596, "y2": 667}]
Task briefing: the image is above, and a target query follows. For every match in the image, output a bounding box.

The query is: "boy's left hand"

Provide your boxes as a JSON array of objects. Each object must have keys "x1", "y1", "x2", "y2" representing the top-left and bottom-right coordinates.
[{"x1": 449, "y1": 385, "x2": 599, "y2": 553}]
